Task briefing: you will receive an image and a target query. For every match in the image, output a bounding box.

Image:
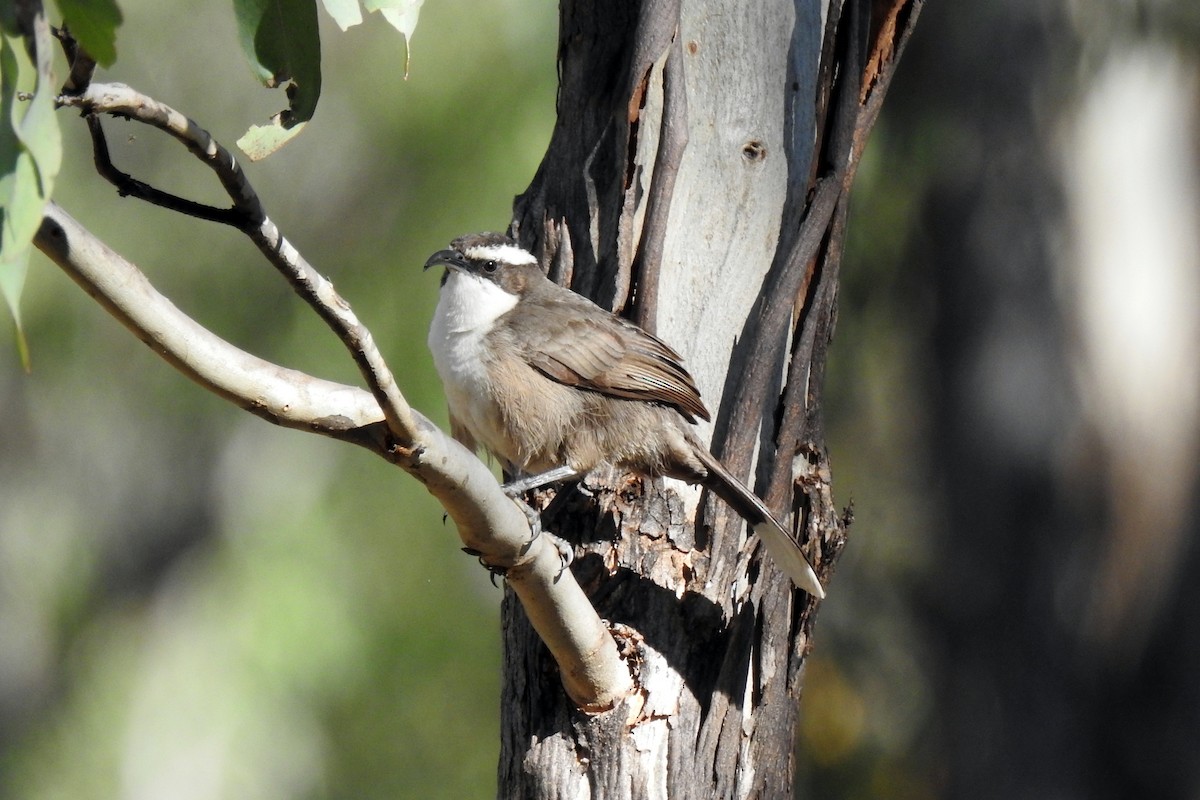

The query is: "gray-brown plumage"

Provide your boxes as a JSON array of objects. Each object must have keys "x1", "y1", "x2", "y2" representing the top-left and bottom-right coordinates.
[{"x1": 425, "y1": 233, "x2": 823, "y2": 597}]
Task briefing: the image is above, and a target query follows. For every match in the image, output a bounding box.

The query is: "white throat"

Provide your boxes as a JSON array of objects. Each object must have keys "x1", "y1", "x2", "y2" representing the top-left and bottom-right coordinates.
[
  {"x1": 428, "y1": 269, "x2": 518, "y2": 437},
  {"x1": 429, "y1": 269, "x2": 518, "y2": 337}
]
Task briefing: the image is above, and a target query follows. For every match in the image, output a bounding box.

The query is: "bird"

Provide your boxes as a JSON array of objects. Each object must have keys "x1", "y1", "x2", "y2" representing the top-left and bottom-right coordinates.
[{"x1": 424, "y1": 232, "x2": 824, "y2": 598}]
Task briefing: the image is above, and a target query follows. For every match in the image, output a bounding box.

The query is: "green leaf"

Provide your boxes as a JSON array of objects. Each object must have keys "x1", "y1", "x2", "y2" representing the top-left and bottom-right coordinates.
[
  {"x1": 320, "y1": 0, "x2": 362, "y2": 30},
  {"x1": 0, "y1": 6, "x2": 16, "y2": 35},
  {"x1": 54, "y1": 0, "x2": 123, "y2": 67},
  {"x1": 236, "y1": 119, "x2": 307, "y2": 161},
  {"x1": 1, "y1": 24, "x2": 62, "y2": 371},
  {"x1": 363, "y1": 0, "x2": 422, "y2": 39},
  {"x1": 362, "y1": 0, "x2": 421, "y2": 75},
  {"x1": 14, "y1": 64, "x2": 61, "y2": 197},
  {"x1": 233, "y1": 0, "x2": 322, "y2": 157}
]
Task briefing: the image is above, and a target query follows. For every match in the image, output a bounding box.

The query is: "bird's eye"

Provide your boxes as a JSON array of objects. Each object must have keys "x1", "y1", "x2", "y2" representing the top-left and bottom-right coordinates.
[{"x1": 483, "y1": 260, "x2": 498, "y2": 273}]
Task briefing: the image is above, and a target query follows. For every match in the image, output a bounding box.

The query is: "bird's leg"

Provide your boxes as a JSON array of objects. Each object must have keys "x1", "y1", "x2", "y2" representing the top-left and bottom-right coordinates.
[
  {"x1": 501, "y1": 465, "x2": 581, "y2": 496},
  {"x1": 501, "y1": 466, "x2": 580, "y2": 575}
]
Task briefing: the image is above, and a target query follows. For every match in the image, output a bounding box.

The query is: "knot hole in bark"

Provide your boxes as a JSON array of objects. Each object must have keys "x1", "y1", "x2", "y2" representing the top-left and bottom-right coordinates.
[{"x1": 741, "y1": 140, "x2": 766, "y2": 163}]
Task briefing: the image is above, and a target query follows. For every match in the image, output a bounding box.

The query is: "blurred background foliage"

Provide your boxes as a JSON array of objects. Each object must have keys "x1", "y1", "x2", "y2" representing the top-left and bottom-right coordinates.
[
  {"x1": 2, "y1": 1, "x2": 556, "y2": 797},
  {"x1": 2, "y1": 0, "x2": 1199, "y2": 798},
  {"x1": 802, "y1": 1, "x2": 1200, "y2": 798}
]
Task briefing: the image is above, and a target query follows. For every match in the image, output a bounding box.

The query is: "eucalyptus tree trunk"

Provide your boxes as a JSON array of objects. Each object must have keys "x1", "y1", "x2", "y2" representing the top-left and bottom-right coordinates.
[{"x1": 498, "y1": 0, "x2": 922, "y2": 796}]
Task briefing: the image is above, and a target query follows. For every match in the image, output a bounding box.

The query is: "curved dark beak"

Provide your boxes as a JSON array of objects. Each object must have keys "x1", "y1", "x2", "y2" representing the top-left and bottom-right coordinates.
[{"x1": 423, "y1": 249, "x2": 468, "y2": 272}]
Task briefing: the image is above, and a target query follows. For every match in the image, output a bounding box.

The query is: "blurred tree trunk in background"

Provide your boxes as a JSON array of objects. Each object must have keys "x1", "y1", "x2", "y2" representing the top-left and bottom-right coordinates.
[{"x1": 822, "y1": 1, "x2": 1200, "y2": 797}]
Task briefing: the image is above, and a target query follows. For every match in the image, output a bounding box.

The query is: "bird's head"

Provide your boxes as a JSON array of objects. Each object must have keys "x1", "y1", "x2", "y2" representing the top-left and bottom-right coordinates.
[{"x1": 423, "y1": 233, "x2": 541, "y2": 297}]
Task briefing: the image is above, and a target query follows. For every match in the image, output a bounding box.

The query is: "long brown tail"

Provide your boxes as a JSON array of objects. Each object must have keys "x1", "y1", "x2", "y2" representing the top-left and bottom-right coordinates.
[{"x1": 693, "y1": 446, "x2": 825, "y2": 598}]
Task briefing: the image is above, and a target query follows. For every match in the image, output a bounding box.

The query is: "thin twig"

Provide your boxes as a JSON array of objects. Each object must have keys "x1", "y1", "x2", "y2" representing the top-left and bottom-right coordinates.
[
  {"x1": 85, "y1": 114, "x2": 245, "y2": 225},
  {"x1": 57, "y1": 81, "x2": 418, "y2": 450},
  {"x1": 57, "y1": 83, "x2": 259, "y2": 208},
  {"x1": 51, "y1": 25, "x2": 96, "y2": 95}
]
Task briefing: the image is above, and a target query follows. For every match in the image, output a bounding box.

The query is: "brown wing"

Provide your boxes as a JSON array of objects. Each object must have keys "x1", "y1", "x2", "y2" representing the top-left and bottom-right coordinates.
[{"x1": 510, "y1": 301, "x2": 711, "y2": 424}]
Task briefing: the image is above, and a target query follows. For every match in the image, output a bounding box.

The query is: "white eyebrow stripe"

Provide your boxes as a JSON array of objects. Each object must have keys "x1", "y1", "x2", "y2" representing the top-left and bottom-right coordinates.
[{"x1": 464, "y1": 244, "x2": 539, "y2": 266}]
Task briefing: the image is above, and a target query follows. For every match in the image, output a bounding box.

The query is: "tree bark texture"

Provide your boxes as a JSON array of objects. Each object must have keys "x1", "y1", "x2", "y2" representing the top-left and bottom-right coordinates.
[{"x1": 501, "y1": 0, "x2": 921, "y2": 796}]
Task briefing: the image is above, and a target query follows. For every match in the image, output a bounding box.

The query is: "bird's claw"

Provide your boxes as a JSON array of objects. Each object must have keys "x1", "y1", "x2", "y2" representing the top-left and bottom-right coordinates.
[
  {"x1": 548, "y1": 534, "x2": 574, "y2": 576},
  {"x1": 508, "y1": 497, "x2": 573, "y2": 577},
  {"x1": 463, "y1": 546, "x2": 508, "y2": 586},
  {"x1": 512, "y1": 496, "x2": 543, "y2": 539}
]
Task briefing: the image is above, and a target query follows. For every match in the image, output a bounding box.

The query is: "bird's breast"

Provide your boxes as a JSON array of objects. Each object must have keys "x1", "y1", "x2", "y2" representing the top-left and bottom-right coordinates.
[{"x1": 428, "y1": 271, "x2": 520, "y2": 461}]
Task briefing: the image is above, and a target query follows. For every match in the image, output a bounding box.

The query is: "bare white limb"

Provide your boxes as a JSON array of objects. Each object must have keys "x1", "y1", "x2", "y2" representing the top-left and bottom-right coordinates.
[
  {"x1": 35, "y1": 202, "x2": 386, "y2": 443},
  {"x1": 34, "y1": 201, "x2": 633, "y2": 710}
]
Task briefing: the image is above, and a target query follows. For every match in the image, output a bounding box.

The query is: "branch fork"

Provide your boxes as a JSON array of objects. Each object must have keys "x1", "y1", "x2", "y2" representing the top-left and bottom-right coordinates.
[{"x1": 37, "y1": 51, "x2": 634, "y2": 711}]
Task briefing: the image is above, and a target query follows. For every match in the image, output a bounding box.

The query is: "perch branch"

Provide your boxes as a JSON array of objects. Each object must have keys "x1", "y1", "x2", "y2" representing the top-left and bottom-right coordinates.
[
  {"x1": 42, "y1": 34, "x2": 635, "y2": 708},
  {"x1": 35, "y1": 199, "x2": 632, "y2": 711}
]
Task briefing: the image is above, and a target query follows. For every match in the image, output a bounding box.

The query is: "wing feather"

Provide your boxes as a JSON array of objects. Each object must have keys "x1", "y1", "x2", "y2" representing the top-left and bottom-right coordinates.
[{"x1": 512, "y1": 305, "x2": 711, "y2": 423}]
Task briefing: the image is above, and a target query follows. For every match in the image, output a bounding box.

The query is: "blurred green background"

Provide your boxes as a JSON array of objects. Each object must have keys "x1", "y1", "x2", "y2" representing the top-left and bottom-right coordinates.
[
  {"x1": 3, "y1": 1, "x2": 1200, "y2": 798},
  {"x1": 2, "y1": 2, "x2": 556, "y2": 797}
]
